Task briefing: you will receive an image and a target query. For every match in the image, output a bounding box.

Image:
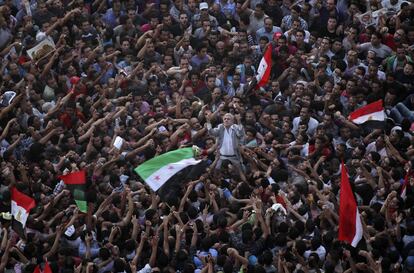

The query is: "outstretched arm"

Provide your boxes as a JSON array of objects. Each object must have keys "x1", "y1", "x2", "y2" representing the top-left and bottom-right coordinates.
[
  {"x1": 206, "y1": 121, "x2": 221, "y2": 137},
  {"x1": 43, "y1": 225, "x2": 64, "y2": 259},
  {"x1": 117, "y1": 191, "x2": 134, "y2": 227}
]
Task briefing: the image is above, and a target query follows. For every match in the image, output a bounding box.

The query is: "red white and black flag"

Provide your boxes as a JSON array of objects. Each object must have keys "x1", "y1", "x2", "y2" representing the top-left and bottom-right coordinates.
[
  {"x1": 256, "y1": 44, "x2": 272, "y2": 88},
  {"x1": 11, "y1": 187, "x2": 36, "y2": 239},
  {"x1": 348, "y1": 100, "x2": 385, "y2": 124},
  {"x1": 401, "y1": 168, "x2": 413, "y2": 200}
]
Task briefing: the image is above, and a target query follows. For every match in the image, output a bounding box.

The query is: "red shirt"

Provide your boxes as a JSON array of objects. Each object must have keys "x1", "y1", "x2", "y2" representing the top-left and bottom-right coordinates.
[
  {"x1": 186, "y1": 80, "x2": 206, "y2": 94},
  {"x1": 383, "y1": 34, "x2": 397, "y2": 51},
  {"x1": 276, "y1": 195, "x2": 287, "y2": 208}
]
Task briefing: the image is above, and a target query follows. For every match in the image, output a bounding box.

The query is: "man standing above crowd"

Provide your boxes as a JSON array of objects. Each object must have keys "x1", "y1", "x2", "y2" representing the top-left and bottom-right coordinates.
[{"x1": 206, "y1": 113, "x2": 246, "y2": 179}]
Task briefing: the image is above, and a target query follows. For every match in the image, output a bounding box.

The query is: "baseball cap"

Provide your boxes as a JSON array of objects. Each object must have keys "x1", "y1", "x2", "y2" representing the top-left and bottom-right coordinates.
[
  {"x1": 0, "y1": 91, "x2": 16, "y2": 107},
  {"x1": 42, "y1": 101, "x2": 55, "y2": 113},
  {"x1": 248, "y1": 255, "x2": 258, "y2": 265},
  {"x1": 273, "y1": 32, "x2": 282, "y2": 40},
  {"x1": 36, "y1": 31, "x2": 47, "y2": 42},
  {"x1": 0, "y1": 212, "x2": 11, "y2": 220},
  {"x1": 200, "y1": 2, "x2": 208, "y2": 10},
  {"x1": 70, "y1": 76, "x2": 81, "y2": 85}
]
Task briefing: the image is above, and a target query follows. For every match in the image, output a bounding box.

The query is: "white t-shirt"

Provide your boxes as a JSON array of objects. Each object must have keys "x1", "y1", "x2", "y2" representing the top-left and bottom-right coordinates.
[
  {"x1": 365, "y1": 141, "x2": 388, "y2": 158},
  {"x1": 304, "y1": 245, "x2": 327, "y2": 262},
  {"x1": 284, "y1": 29, "x2": 311, "y2": 43},
  {"x1": 289, "y1": 140, "x2": 309, "y2": 157},
  {"x1": 359, "y1": 42, "x2": 392, "y2": 59}
]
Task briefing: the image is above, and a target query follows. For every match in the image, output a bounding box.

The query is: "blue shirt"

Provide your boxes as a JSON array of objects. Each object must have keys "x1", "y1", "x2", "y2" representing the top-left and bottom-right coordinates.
[
  {"x1": 214, "y1": 0, "x2": 236, "y2": 17},
  {"x1": 190, "y1": 55, "x2": 210, "y2": 70},
  {"x1": 256, "y1": 26, "x2": 282, "y2": 41},
  {"x1": 92, "y1": 62, "x2": 115, "y2": 84},
  {"x1": 102, "y1": 9, "x2": 125, "y2": 28}
]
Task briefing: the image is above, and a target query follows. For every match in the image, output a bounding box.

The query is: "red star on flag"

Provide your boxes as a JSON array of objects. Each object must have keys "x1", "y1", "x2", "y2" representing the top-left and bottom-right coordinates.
[{"x1": 155, "y1": 176, "x2": 160, "y2": 181}]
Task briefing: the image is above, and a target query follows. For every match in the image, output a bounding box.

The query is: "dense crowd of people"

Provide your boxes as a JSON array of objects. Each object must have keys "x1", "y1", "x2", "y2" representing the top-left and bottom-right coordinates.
[{"x1": 0, "y1": 0, "x2": 414, "y2": 272}]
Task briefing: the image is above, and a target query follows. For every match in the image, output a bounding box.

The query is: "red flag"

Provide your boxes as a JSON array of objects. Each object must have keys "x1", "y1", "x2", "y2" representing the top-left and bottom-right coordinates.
[
  {"x1": 33, "y1": 265, "x2": 41, "y2": 273},
  {"x1": 348, "y1": 100, "x2": 385, "y2": 124},
  {"x1": 59, "y1": 170, "x2": 86, "y2": 185},
  {"x1": 256, "y1": 44, "x2": 272, "y2": 88},
  {"x1": 44, "y1": 261, "x2": 52, "y2": 273},
  {"x1": 338, "y1": 163, "x2": 363, "y2": 247}
]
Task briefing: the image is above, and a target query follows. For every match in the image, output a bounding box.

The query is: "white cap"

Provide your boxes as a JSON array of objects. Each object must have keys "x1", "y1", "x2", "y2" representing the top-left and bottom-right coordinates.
[
  {"x1": 119, "y1": 174, "x2": 129, "y2": 184},
  {"x1": 1, "y1": 212, "x2": 12, "y2": 220},
  {"x1": 1, "y1": 91, "x2": 16, "y2": 106},
  {"x1": 271, "y1": 203, "x2": 287, "y2": 215},
  {"x1": 36, "y1": 31, "x2": 47, "y2": 42},
  {"x1": 199, "y1": 2, "x2": 208, "y2": 10},
  {"x1": 42, "y1": 101, "x2": 55, "y2": 113},
  {"x1": 391, "y1": 125, "x2": 402, "y2": 133}
]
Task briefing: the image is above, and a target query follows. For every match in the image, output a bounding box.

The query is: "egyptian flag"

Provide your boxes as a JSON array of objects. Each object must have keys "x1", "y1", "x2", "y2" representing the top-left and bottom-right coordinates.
[
  {"x1": 348, "y1": 100, "x2": 385, "y2": 124},
  {"x1": 338, "y1": 162, "x2": 363, "y2": 247},
  {"x1": 255, "y1": 44, "x2": 272, "y2": 88},
  {"x1": 11, "y1": 187, "x2": 36, "y2": 239},
  {"x1": 59, "y1": 170, "x2": 87, "y2": 213}
]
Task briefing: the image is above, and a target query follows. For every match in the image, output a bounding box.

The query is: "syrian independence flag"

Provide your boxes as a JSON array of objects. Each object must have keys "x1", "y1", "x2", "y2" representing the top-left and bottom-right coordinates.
[
  {"x1": 338, "y1": 162, "x2": 363, "y2": 247},
  {"x1": 348, "y1": 100, "x2": 385, "y2": 124},
  {"x1": 59, "y1": 170, "x2": 87, "y2": 213},
  {"x1": 255, "y1": 44, "x2": 272, "y2": 88},
  {"x1": 135, "y1": 147, "x2": 202, "y2": 192},
  {"x1": 11, "y1": 187, "x2": 35, "y2": 239}
]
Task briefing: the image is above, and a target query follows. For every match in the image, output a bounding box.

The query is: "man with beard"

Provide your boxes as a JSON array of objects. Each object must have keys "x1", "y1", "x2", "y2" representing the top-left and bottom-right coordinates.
[
  {"x1": 175, "y1": 12, "x2": 192, "y2": 38},
  {"x1": 222, "y1": 72, "x2": 247, "y2": 97},
  {"x1": 384, "y1": 46, "x2": 413, "y2": 74},
  {"x1": 244, "y1": 109, "x2": 263, "y2": 134}
]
